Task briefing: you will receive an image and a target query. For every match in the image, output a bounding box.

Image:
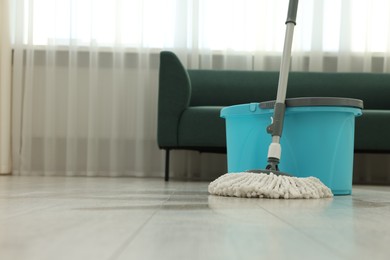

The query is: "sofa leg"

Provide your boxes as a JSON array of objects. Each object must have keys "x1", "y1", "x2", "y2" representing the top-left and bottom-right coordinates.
[{"x1": 165, "y1": 149, "x2": 170, "y2": 182}]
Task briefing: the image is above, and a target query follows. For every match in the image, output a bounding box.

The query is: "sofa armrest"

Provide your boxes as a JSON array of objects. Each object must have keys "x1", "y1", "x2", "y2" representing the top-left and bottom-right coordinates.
[{"x1": 158, "y1": 51, "x2": 191, "y2": 148}]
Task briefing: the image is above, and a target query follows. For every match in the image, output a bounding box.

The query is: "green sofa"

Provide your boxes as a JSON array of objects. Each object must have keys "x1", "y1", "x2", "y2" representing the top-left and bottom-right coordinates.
[{"x1": 158, "y1": 51, "x2": 390, "y2": 181}]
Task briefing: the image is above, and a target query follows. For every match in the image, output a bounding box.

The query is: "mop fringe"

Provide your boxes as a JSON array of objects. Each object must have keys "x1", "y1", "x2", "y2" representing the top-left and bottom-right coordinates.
[{"x1": 208, "y1": 172, "x2": 333, "y2": 199}]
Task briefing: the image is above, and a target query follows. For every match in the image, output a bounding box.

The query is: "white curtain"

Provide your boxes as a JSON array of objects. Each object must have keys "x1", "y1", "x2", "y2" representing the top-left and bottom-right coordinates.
[
  {"x1": 9, "y1": 0, "x2": 390, "y2": 178},
  {"x1": 0, "y1": 0, "x2": 12, "y2": 175}
]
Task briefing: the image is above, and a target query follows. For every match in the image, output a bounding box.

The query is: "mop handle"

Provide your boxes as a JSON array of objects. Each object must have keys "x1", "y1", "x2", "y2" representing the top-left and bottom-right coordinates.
[
  {"x1": 266, "y1": 0, "x2": 298, "y2": 168},
  {"x1": 286, "y1": 0, "x2": 299, "y2": 25},
  {"x1": 269, "y1": 0, "x2": 298, "y2": 139},
  {"x1": 276, "y1": 0, "x2": 298, "y2": 104}
]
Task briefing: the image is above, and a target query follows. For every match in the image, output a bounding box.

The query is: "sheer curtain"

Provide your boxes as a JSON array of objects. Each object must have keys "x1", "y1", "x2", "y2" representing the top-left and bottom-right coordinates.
[
  {"x1": 10, "y1": 0, "x2": 390, "y2": 178},
  {"x1": 0, "y1": 0, "x2": 12, "y2": 175}
]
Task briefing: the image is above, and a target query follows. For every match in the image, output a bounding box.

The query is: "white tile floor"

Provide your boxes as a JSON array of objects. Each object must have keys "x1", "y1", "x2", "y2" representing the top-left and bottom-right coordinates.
[{"x1": 1, "y1": 176, "x2": 390, "y2": 260}]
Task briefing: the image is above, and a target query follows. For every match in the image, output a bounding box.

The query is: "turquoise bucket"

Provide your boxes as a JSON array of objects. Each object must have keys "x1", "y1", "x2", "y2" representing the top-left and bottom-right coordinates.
[{"x1": 221, "y1": 97, "x2": 363, "y2": 195}]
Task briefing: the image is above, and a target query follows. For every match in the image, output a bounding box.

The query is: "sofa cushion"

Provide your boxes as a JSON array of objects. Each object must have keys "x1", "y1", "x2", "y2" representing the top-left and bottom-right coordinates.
[
  {"x1": 355, "y1": 110, "x2": 390, "y2": 152},
  {"x1": 188, "y1": 70, "x2": 390, "y2": 110},
  {"x1": 178, "y1": 106, "x2": 226, "y2": 149},
  {"x1": 187, "y1": 70, "x2": 278, "y2": 107}
]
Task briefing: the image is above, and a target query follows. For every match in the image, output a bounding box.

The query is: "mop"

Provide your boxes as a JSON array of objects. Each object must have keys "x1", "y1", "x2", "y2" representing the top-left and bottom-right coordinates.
[{"x1": 208, "y1": 0, "x2": 333, "y2": 199}]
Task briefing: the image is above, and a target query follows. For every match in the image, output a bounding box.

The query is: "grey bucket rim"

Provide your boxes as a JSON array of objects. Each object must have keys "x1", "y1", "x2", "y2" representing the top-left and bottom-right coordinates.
[{"x1": 260, "y1": 97, "x2": 364, "y2": 110}]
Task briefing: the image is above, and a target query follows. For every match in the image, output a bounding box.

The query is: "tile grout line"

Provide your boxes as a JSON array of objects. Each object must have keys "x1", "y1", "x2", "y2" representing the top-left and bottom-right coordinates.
[
  {"x1": 0, "y1": 202, "x2": 68, "y2": 222},
  {"x1": 107, "y1": 191, "x2": 175, "y2": 260},
  {"x1": 256, "y1": 203, "x2": 348, "y2": 259}
]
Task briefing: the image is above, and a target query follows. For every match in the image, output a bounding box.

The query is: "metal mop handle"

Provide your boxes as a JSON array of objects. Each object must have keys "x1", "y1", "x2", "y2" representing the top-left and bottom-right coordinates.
[{"x1": 266, "y1": 0, "x2": 299, "y2": 171}]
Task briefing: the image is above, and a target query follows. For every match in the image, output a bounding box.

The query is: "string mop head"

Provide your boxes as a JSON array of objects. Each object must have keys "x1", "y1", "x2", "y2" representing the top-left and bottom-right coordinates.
[{"x1": 208, "y1": 172, "x2": 333, "y2": 199}]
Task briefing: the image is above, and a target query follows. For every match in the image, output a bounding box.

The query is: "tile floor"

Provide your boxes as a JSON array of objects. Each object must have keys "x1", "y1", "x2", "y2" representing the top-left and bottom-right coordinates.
[{"x1": 1, "y1": 176, "x2": 390, "y2": 260}]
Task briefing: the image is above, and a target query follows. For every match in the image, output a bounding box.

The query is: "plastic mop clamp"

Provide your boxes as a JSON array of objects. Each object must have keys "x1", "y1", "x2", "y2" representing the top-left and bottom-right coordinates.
[{"x1": 208, "y1": 0, "x2": 333, "y2": 199}]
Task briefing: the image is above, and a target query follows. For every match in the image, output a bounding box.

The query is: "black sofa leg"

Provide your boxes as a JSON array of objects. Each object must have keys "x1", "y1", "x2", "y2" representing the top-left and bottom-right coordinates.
[{"x1": 165, "y1": 149, "x2": 170, "y2": 181}]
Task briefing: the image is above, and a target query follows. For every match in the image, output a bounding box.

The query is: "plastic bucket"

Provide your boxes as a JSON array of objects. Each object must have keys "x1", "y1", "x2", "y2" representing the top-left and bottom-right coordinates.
[{"x1": 221, "y1": 97, "x2": 363, "y2": 195}]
